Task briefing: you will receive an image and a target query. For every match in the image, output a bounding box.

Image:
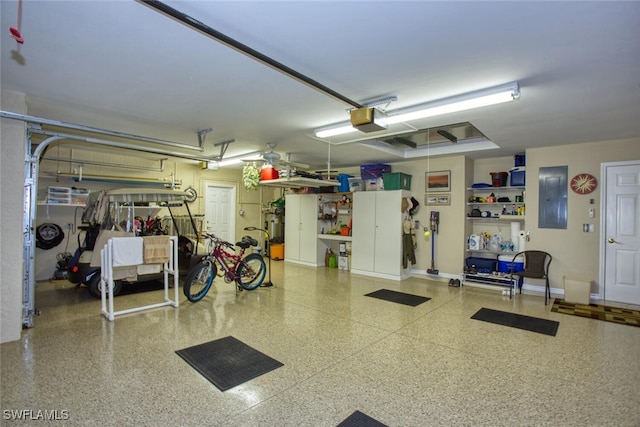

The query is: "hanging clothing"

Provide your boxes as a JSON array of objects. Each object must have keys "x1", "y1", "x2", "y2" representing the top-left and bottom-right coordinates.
[
  {"x1": 402, "y1": 219, "x2": 416, "y2": 268},
  {"x1": 402, "y1": 233, "x2": 416, "y2": 268}
]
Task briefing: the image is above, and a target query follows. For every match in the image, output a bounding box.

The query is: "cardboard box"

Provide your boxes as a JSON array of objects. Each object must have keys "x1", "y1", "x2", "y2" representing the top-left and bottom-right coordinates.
[{"x1": 564, "y1": 277, "x2": 591, "y2": 305}]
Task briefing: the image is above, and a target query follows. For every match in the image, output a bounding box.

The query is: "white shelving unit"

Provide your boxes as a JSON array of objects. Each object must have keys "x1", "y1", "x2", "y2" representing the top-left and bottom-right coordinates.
[{"x1": 464, "y1": 185, "x2": 525, "y2": 295}]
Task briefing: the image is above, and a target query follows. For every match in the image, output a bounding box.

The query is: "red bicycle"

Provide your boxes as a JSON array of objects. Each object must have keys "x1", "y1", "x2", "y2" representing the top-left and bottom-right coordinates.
[{"x1": 183, "y1": 233, "x2": 266, "y2": 302}]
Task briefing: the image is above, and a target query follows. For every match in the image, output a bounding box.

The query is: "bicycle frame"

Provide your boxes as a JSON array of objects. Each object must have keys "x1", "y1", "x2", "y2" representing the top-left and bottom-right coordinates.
[
  {"x1": 210, "y1": 241, "x2": 246, "y2": 282},
  {"x1": 183, "y1": 232, "x2": 266, "y2": 302}
]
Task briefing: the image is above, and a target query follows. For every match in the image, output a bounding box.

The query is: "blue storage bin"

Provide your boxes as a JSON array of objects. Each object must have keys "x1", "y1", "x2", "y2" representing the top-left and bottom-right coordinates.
[
  {"x1": 514, "y1": 153, "x2": 526, "y2": 167},
  {"x1": 465, "y1": 257, "x2": 497, "y2": 274},
  {"x1": 510, "y1": 168, "x2": 526, "y2": 187},
  {"x1": 360, "y1": 164, "x2": 391, "y2": 180},
  {"x1": 337, "y1": 174, "x2": 353, "y2": 192}
]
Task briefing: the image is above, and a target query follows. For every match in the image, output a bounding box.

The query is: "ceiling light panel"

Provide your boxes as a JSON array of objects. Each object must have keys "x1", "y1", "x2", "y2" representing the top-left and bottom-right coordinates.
[{"x1": 314, "y1": 82, "x2": 520, "y2": 139}]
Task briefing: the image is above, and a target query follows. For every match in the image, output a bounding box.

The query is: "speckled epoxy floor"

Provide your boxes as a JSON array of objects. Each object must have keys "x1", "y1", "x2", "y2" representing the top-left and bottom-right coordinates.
[{"x1": 2, "y1": 262, "x2": 640, "y2": 426}]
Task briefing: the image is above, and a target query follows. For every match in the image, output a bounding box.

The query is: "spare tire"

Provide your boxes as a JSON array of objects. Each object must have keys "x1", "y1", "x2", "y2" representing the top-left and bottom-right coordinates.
[{"x1": 36, "y1": 223, "x2": 64, "y2": 250}]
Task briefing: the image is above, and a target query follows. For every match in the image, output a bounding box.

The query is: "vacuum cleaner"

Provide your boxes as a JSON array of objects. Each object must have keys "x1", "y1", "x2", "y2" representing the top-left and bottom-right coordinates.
[{"x1": 427, "y1": 211, "x2": 439, "y2": 275}]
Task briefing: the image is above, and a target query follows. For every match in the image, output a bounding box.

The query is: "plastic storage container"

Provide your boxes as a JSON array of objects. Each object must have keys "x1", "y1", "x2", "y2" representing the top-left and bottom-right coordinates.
[
  {"x1": 348, "y1": 177, "x2": 362, "y2": 192},
  {"x1": 382, "y1": 172, "x2": 412, "y2": 190},
  {"x1": 364, "y1": 179, "x2": 380, "y2": 191},
  {"x1": 261, "y1": 165, "x2": 279, "y2": 180},
  {"x1": 270, "y1": 243, "x2": 284, "y2": 260},
  {"x1": 360, "y1": 164, "x2": 391, "y2": 180},
  {"x1": 71, "y1": 188, "x2": 89, "y2": 205},
  {"x1": 338, "y1": 255, "x2": 349, "y2": 270},
  {"x1": 514, "y1": 153, "x2": 526, "y2": 167},
  {"x1": 510, "y1": 168, "x2": 526, "y2": 187},
  {"x1": 497, "y1": 255, "x2": 525, "y2": 273},
  {"x1": 47, "y1": 186, "x2": 72, "y2": 204},
  {"x1": 465, "y1": 257, "x2": 497, "y2": 274},
  {"x1": 337, "y1": 174, "x2": 353, "y2": 192},
  {"x1": 490, "y1": 171, "x2": 509, "y2": 187}
]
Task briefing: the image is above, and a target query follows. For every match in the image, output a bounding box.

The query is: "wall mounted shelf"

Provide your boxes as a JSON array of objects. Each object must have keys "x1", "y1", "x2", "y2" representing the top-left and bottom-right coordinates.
[{"x1": 259, "y1": 177, "x2": 339, "y2": 189}]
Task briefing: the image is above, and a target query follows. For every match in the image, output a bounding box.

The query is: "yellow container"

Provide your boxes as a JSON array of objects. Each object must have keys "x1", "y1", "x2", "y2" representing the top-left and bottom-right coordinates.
[{"x1": 270, "y1": 243, "x2": 284, "y2": 260}]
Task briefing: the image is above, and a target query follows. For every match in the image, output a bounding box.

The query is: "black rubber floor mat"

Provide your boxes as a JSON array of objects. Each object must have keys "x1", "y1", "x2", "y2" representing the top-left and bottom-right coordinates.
[
  {"x1": 337, "y1": 410, "x2": 388, "y2": 427},
  {"x1": 471, "y1": 307, "x2": 559, "y2": 336},
  {"x1": 365, "y1": 289, "x2": 430, "y2": 307},
  {"x1": 175, "y1": 336, "x2": 283, "y2": 391}
]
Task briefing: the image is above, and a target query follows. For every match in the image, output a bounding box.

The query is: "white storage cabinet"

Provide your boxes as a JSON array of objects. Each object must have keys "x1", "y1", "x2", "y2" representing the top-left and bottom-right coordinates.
[
  {"x1": 284, "y1": 194, "x2": 321, "y2": 266},
  {"x1": 351, "y1": 190, "x2": 409, "y2": 280}
]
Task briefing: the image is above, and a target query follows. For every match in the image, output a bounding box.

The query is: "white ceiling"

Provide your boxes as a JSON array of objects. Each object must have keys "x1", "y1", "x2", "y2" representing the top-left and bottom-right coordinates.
[{"x1": 2, "y1": 1, "x2": 639, "y2": 170}]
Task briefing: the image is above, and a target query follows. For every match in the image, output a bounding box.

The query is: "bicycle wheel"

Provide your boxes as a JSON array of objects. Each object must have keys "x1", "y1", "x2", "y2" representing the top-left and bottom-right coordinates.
[
  {"x1": 183, "y1": 260, "x2": 216, "y2": 302},
  {"x1": 235, "y1": 253, "x2": 266, "y2": 290}
]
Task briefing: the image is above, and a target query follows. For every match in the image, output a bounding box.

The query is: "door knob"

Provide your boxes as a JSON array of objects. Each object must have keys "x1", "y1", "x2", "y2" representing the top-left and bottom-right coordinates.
[{"x1": 607, "y1": 238, "x2": 619, "y2": 244}]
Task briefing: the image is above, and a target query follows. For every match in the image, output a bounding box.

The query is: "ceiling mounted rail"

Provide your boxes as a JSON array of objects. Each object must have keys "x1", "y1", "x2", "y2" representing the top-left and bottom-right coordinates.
[
  {"x1": 0, "y1": 110, "x2": 203, "y2": 152},
  {"x1": 41, "y1": 156, "x2": 167, "y2": 173},
  {"x1": 32, "y1": 129, "x2": 216, "y2": 163},
  {"x1": 138, "y1": 0, "x2": 363, "y2": 109}
]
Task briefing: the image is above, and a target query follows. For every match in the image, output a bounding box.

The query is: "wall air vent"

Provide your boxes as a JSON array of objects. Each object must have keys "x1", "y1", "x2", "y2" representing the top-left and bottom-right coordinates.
[{"x1": 350, "y1": 107, "x2": 387, "y2": 133}]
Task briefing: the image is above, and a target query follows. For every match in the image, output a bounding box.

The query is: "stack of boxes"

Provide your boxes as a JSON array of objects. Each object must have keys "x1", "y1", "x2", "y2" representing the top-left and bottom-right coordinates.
[{"x1": 338, "y1": 241, "x2": 350, "y2": 270}]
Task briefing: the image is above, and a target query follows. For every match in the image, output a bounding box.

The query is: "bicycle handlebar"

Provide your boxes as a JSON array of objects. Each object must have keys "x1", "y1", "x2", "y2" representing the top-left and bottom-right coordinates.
[{"x1": 201, "y1": 232, "x2": 235, "y2": 249}]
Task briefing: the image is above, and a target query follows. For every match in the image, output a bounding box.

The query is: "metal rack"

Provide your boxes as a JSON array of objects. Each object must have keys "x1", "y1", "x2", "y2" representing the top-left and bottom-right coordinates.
[
  {"x1": 462, "y1": 272, "x2": 520, "y2": 298},
  {"x1": 162, "y1": 214, "x2": 204, "y2": 242},
  {"x1": 101, "y1": 236, "x2": 179, "y2": 321}
]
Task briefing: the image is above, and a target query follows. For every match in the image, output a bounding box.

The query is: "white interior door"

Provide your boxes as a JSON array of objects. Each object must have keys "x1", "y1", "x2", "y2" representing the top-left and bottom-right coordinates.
[
  {"x1": 205, "y1": 183, "x2": 236, "y2": 243},
  {"x1": 603, "y1": 161, "x2": 640, "y2": 304}
]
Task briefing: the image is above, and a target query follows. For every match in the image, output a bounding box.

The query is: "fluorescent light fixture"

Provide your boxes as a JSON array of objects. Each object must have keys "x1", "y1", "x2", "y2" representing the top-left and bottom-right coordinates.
[
  {"x1": 314, "y1": 82, "x2": 520, "y2": 138},
  {"x1": 316, "y1": 124, "x2": 357, "y2": 138},
  {"x1": 218, "y1": 153, "x2": 263, "y2": 167}
]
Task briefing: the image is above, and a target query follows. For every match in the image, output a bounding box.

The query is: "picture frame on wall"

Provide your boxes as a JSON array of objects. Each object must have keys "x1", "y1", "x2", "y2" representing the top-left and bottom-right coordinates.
[
  {"x1": 425, "y1": 193, "x2": 451, "y2": 205},
  {"x1": 425, "y1": 170, "x2": 451, "y2": 192}
]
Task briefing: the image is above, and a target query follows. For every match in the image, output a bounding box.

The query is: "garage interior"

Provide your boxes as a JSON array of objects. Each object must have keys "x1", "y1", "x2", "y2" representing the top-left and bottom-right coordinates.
[{"x1": 1, "y1": 1, "x2": 640, "y2": 425}]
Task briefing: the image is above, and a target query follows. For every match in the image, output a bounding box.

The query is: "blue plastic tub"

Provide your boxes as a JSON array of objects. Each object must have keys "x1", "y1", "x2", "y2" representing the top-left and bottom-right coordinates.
[
  {"x1": 510, "y1": 168, "x2": 526, "y2": 187},
  {"x1": 465, "y1": 257, "x2": 497, "y2": 274}
]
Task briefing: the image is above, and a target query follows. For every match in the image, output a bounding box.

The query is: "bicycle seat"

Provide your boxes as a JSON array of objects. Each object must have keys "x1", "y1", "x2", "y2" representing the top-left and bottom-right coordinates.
[{"x1": 237, "y1": 236, "x2": 258, "y2": 249}]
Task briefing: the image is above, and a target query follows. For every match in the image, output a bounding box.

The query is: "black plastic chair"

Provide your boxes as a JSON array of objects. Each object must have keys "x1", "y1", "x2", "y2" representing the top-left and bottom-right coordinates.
[{"x1": 510, "y1": 251, "x2": 553, "y2": 305}]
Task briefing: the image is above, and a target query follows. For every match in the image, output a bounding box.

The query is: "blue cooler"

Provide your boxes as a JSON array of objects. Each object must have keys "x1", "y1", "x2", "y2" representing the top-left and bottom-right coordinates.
[
  {"x1": 498, "y1": 255, "x2": 524, "y2": 273},
  {"x1": 337, "y1": 174, "x2": 353, "y2": 192}
]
